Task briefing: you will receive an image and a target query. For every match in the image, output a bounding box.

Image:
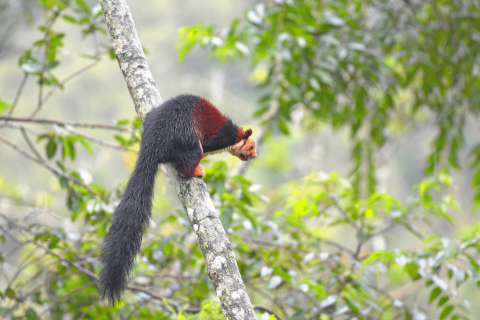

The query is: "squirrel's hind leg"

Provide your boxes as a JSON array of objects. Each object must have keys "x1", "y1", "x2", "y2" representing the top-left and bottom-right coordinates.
[
  {"x1": 179, "y1": 157, "x2": 205, "y2": 178},
  {"x1": 176, "y1": 139, "x2": 205, "y2": 178}
]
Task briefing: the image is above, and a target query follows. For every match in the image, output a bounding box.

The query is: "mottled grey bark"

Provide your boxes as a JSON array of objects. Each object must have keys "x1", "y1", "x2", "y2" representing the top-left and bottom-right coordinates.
[
  {"x1": 99, "y1": 0, "x2": 256, "y2": 319},
  {"x1": 99, "y1": 0, "x2": 162, "y2": 120},
  {"x1": 164, "y1": 165, "x2": 256, "y2": 319}
]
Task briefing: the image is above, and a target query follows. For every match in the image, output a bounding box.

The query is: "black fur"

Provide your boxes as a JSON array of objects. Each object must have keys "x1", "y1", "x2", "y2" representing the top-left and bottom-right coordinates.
[
  {"x1": 99, "y1": 94, "x2": 237, "y2": 304},
  {"x1": 202, "y1": 119, "x2": 237, "y2": 152}
]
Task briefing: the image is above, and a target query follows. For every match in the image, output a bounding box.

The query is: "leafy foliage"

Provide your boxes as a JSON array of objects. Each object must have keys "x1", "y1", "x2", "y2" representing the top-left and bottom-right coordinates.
[{"x1": 178, "y1": 0, "x2": 480, "y2": 207}]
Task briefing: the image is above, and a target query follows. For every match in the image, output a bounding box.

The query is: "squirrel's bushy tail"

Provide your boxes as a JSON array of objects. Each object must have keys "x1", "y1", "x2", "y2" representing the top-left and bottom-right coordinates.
[{"x1": 99, "y1": 135, "x2": 159, "y2": 304}]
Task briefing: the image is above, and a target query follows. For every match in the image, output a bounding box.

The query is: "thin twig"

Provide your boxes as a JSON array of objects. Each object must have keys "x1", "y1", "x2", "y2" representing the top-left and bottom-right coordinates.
[
  {"x1": 20, "y1": 126, "x2": 44, "y2": 160},
  {"x1": 6, "y1": 73, "x2": 29, "y2": 120},
  {"x1": 354, "y1": 211, "x2": 366, "y2": 260},
  {"x1": 3, "y1": 247, "x2": 44, "y2": 300},
  {"x1": 127, "y1": 283, "x2": 200, "y2": 313},
  {"x1": 249, "y1": 284, "x2": 288, "y2": 318},
  {"x1": 2, "y1": 121, "x2": 136, "y2": 152},
  {"x1": 66, "y1": 127, "x2": 137, "y2": 152},
  {"x1": 0, "y1": 122, "x2": 42, "y2": 135},
  {"x1": 253, "y1": 304, "x2": 284, "y2": 320},
  {"x1": 41, "y1": 57, "x2": 101, "y2": 106},
  {"x1": 0, "y1": 133, "x2": 98, "y2": 194},
  {"x1": 243, "y1": 236, "x2": 356, "y2": 257},
  {"x1": 332, "y1": 200, "x2": 360, "y2": 230},
  {"x1": 0, "y1": 116, "x2": 132, "y2": 132}
]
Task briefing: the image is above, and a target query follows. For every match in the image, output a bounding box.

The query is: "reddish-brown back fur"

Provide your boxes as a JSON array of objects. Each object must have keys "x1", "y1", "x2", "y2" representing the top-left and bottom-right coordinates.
[{"x1": 192, "y1": 98, "x2": 228, "y2": 144}]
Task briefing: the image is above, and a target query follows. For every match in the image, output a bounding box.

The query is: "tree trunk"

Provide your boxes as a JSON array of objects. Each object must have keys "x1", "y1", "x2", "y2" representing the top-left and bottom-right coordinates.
[{"x1": 98, "y1": 1, "x2": 256, "y2": 319}]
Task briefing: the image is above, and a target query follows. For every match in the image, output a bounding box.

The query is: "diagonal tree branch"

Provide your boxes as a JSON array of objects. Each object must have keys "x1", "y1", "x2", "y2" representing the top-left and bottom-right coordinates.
[{"x1": 98, "y1": 0, "x2": 256, "y2": 319}]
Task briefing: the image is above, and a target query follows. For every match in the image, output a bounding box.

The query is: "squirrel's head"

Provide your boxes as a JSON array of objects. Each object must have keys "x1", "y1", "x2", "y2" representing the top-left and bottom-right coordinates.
[{"x1": 230, "y1": 128, "x2": 257, "y2": 161}]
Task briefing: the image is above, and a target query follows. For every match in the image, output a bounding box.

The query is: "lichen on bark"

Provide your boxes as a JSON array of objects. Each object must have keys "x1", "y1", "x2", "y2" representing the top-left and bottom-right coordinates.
[
  {"x1": 100, "y1": 0, "x2": 162, "y2": 120},
  {"x1": 99, "y1": 1, "x2": 256, "y2": 318},
  {"x1": 165, "y1": 165, "x2": 256, "y2": 319}
]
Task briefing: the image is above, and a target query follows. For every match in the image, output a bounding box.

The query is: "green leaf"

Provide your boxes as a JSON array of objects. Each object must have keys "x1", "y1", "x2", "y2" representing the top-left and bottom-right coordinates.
[
  {"x1": 423, "y1": 235, "x2": 441, "y2": 246},
  {"x1": 68, "y1": 140, "x2": 76, "y2": 160},
  {"x1": 253, "y1": 105, "x2": 270, "y2": 117},
  {"x1": 0, "y1": 97, "x2": 11, "y2": 115},
  {"x1": 464, "y1": 253, "x2": 479, "y2": 273},
  {"x1": 472, "y1": 167, "x2": 480, "y2": 187},
  {"x1": 114, "y1": 135, "x2": 128, "y2": 145},
  {"x1": 109, "y1": 48, "x2": 116, "y2": 60},
  {"x1": 48, "y1": 236, "x2": 60, "y2": 249},
  {"x1": 405, "y1": 262, "x2": 421, "y2": 280},
  {"x1": 344, "y1": 296, "x2": 361, "y2": 314},
  {"x1": 429, "y1": 287, "x2": 441, "y2": 303},
  {"x1": 362, "y1": 251, "x2": 393, "y2": 266},
  {"x1": 40, "y1": 0, "x2": 67, "y2": 9},
  {"x1": 6, "y1": 288, "x2": 15, "y2": 298},
  {"x1": 277, "y1": 118, "x2": 290, "y2": 135},
  {"x1": 439, "y1": 305, "x2": 453, "y2": 320},
  {"x1": 62, "y1": 15, "x2": 78, "y2": 24},
  {"x1": 63, "y1": 139, "x2": 74, "y2": 160},
  {"x1": 438, "y1": 169, "x2": 453, "y2": 186},
  {"x1": 258, "y1": 94, "x2": 271, "y2": 103},
  {"x1": 132, "y1": 116, "x2": 142, "y2": 128},
  {"x1": 437, "y1": 295, "x2": 449, "y2": 307},
  {"x1": 46, "y1": 139, "x2": 57, "y2": 159},
  {"x1": 77, "y1": 137, "x2": 94, "y2": 154},
  {"x1": 177, "y1": 24, "x2": 213, "y2": 62},
  {"x1": 25, "y1": 309, "x2": 38, "y2": 320},
  {"x1": 302, "y1": 280, "x2": 326, "y2": 299},
  {"x1": 116, "y1": 119, "x2": 130, "y2": 126},
  {"x1": 76, "y1": 0, "x2": 91, "y2": 14}
]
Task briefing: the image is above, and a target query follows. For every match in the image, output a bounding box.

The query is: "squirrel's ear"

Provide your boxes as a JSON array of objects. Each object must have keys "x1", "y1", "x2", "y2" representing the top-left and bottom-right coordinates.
[{"x1": 244, "y1": 128, "x2": 253, "y2": 139}]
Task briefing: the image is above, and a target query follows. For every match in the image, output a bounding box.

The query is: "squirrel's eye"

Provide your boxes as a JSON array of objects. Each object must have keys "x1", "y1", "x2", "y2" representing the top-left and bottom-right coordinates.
[{"x1": 250, "y1": 145, "x2": 254, "y2": 150}]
